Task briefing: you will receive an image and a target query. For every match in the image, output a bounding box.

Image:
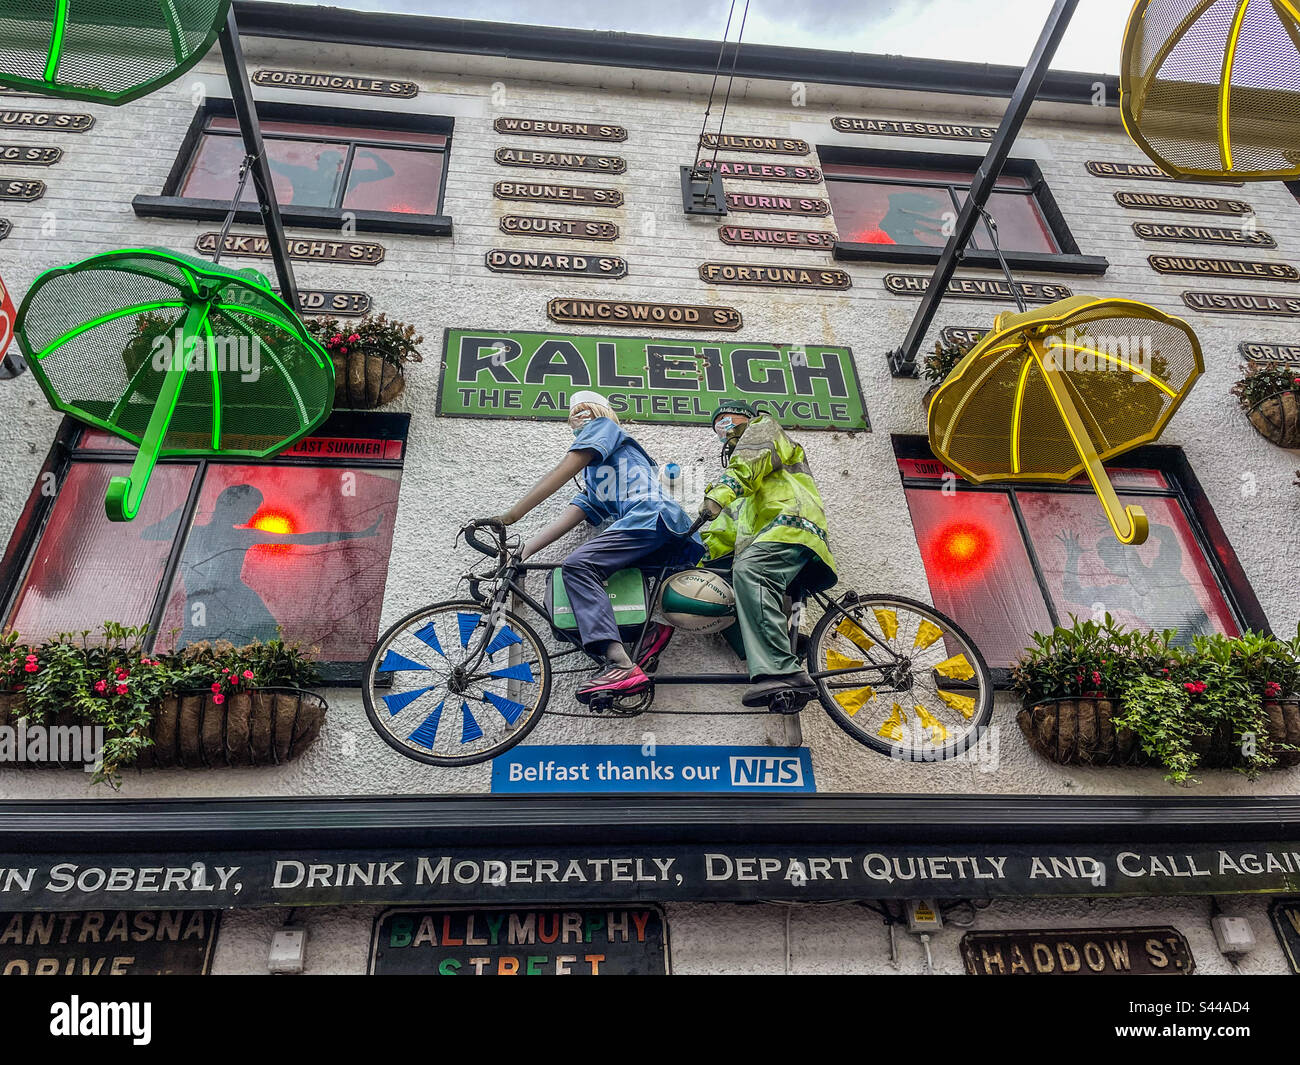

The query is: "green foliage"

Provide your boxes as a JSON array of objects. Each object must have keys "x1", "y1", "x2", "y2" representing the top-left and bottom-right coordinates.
[
  {"x1": 305, "y1": 313, "x2": 425, "y2": 370},
  {"x1": 1014, "y1": 617, "x2": 1300, "y2": 783},
  {"x1": 1, "y1": 624, "x2": 320, "y2": 787},
  {"x1": 921, "y1": 339, "x2": 970, "y2": 385},
  {"x1": 1232, "y1": 362, "x2": 1300, "y2": 411}
]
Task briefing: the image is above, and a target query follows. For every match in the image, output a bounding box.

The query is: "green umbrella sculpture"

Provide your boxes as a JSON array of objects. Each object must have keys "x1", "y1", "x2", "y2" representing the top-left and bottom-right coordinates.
[
  {"x1": 15, "y1": 249, "x2": 334, "y2": 520},
  {"x1": 0, "y1": 0, "x2": 232, "y2": 104}
]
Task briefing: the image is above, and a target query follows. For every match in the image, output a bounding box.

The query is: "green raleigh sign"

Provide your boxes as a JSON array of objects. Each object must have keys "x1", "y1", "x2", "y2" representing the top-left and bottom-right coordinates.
[{"x1": 438, "y1": 329, "x2": 868, "y2": 430}]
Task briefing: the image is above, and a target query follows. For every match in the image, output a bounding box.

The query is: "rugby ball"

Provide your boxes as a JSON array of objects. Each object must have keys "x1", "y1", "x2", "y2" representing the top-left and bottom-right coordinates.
[{"x1": 658, "y1": 570, "x2": 735, "y2": 634}]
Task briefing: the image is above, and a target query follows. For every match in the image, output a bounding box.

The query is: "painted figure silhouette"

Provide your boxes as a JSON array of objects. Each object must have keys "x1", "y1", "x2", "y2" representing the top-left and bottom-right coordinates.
[
  {"x1": 269, "y1": 148, "x2": 395, "y2": 206},
  {"x1": 1058, "y1": 525, "x2": 1212, "y2": 647},
  {"x1": 879, "y1": 191, "x2": 949, "y2": 245},
  {"x1": 144, "y1": 483, "x2": 380, "y2": 647}
]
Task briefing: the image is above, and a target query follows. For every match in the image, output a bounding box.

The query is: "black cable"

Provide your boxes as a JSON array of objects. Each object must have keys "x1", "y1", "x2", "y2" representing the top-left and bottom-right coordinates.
[
  {"x1": 695, "y1": 0, "x2": 738, "y2": 171},
  {"x1": 709, "y1": 0, "x2": 752, "y2": 173},
  {"x1": 977, "y1": 202, "x2": 1027, "y2": 313},
  {"x1": 211, "y1": 155, "x2": 255, "y2": 268}
]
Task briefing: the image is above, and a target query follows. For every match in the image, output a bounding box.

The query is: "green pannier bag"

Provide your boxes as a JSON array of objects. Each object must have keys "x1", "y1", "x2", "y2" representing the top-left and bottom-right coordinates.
[{"x1": 546, "y1": 567, "x2": 648, "y2": 631}]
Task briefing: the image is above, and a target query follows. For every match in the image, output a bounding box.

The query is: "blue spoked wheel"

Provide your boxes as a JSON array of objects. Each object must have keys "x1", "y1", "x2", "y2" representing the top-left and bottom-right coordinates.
[{"x1": 362, "y1": 600, "x2": 552, "y2": 766}]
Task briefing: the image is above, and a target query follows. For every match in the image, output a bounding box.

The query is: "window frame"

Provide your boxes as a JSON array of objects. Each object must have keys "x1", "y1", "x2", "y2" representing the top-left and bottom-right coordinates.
[
  {"x1": 892, "y1": 435, "x2": 1268, "y2": 686},
  {"x1": 0, "y1": 412, "x2": 412, "y2": 686},
  {"x1": 821, "y1": 146, "x2": 1108, "y2": 276},
  {"x1": 133, "y1": 97, "x2": 454, "y2": 236}
]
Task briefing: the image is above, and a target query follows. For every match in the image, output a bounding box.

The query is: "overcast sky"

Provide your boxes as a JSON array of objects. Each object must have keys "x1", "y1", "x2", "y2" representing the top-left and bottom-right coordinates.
[{"x1": 283, "y1": 0, "x2": 1134, "y2": 74}]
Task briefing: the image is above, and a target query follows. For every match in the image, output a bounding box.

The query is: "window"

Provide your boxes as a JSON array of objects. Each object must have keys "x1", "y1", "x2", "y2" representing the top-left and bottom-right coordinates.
[
  {"x1": 1, "y1": 414, "x2": 410, "y2": 684},
  {"x1": 894, "y1": 439, "x2": 1265, "y2": 675},
  {"x1": 821, "y1": 147, "x2": 1106, "y2": 275},
  {"x1": 133, "y1": 100, "x2": 452, "y2": 236}
]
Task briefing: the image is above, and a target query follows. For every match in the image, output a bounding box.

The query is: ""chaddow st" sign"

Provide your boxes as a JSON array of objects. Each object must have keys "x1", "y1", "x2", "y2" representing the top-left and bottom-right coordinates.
[{"x1": 438, "y1": 329, "x2": 868, "y2": 430}]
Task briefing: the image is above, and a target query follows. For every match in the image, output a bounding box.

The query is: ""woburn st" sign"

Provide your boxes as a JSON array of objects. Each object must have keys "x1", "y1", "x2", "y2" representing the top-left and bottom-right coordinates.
[{"x1": 438, "y1": 329, "x2": 868, "y2": 430}]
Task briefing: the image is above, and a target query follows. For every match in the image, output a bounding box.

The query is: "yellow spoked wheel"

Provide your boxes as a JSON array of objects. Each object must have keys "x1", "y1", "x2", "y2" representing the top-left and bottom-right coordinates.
[{"x1": 808, "y1": 593, "x2": 993, "y2": 761}]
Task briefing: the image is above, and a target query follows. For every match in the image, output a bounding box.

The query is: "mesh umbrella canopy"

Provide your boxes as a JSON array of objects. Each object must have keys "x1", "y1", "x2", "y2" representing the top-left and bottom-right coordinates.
[
  {"x1": 0, "y1": 0, "x2": 231, "y2": 104},
  {"x1": 928, "y1": 295, "x2": 1203, "y2": 545},
  {"x1": 16, "y1": 248, "x2": 333, "y2": 520},
  {"x1": 1121, "y1": 0, "x2": 1300, "y2": 180}
]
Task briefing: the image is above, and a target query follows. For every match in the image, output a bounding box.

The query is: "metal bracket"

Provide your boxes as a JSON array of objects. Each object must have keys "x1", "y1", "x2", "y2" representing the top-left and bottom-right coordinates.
[{"x1": 680, "y1": 165, "x2": 727, "y2": 216}]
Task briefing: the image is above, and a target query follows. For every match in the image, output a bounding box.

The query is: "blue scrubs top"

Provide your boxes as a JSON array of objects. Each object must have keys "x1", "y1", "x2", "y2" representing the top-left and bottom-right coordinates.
[{"x1": 569, "y1": 418, "x2": 697, "y2": 539}]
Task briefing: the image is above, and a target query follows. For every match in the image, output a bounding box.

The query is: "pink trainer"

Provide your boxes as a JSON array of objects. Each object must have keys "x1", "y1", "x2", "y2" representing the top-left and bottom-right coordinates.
[{"x1": 576, "y1": 663, "x2": 651, "y2": 704}]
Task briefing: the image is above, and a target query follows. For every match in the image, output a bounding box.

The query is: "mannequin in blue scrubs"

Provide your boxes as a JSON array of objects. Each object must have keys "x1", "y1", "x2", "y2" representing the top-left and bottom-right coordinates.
[{"x1": 480, "y1": 392, "x2": 702, "y2": 703}]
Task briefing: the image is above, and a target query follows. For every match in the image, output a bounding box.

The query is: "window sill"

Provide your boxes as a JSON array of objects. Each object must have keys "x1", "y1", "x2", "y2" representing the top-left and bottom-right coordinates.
[
  {"x1": 833, "y1": 241, "x2": 1108, "y2": 275},
  {"x1": 132, "y1": 195, "x2": 453, "y2": 237}
]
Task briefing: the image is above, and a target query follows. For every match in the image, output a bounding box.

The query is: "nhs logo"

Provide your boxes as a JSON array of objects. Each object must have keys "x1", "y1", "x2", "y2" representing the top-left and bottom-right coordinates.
[{"x1": 729, "y1": 755, "x2": 806, "y2": 787}]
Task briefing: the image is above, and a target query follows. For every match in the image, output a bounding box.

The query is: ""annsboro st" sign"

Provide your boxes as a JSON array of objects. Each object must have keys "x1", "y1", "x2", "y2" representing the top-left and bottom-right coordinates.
[
  {"x1": 1132, "y1": 221, "x2": 1276, "y2": 248},
  {"x1": 831, "y1": 116, "x2": 996, "y2": 140},
  {"x1": 1114, "y1": 190, "x2": 1253, "y2": 215},
  {"x1": 699, "y1": 262, "x2": 851, "y2": 290},
  {"x1": 2, "y1": 840, "x2": 1299, "y2": 909},
  {"x1": 700, "y1": 132, "x2": 809, "y2": 154},
  {"x1": 547, "y1": 299, "x2": 742, "y2": 331},
  {"x1": 1147, "y1": 254, "x2": 1299, "y2": 281},
  {"x1": 494, "y1": 147, "x2": 627, "y2": 174},
  {"x1": 1182, "y1": 291, "x2": 1300, "y2": 317},
  {"x1": 493, "y1": 181, "x2": 623, "y2": 208},
  {"x1": 886, "y1": 273, "x2": 1072, "y2": 303},
  {"x1": 439, "y1": 329, "x2": 866, "y2": 429},
  {"x1": 694, "y1": 159, "x2": 823, "y2": 183},
  {"x1": 494, "y1": 117, "x2": 627, "y2": 142}
]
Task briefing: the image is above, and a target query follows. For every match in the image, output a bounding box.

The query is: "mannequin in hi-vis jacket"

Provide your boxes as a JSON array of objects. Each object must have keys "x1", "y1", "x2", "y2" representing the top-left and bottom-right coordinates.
[{"x1": 698, "y1": 399, "x2": 838, "y2": 706}]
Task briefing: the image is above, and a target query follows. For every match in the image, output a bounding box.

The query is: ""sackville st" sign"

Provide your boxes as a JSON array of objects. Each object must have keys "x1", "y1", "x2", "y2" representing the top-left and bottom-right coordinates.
[
  {"x1": 1132, "y1": 221, "x2": 1276, "y2": 248},
  {"x1": 439, "y1": 329, "x2": 867, "y2": 430}
]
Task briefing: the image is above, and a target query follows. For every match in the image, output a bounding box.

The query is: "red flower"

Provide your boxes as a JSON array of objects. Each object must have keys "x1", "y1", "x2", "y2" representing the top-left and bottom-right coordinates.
[
  {"x1": 229, "y1": 674, "x2": 239, "y2": 685},
  {"x1": 339, "y1": 346, "x2": 348, "y2": 354},
  {"x1": 93, "y1": 680, "x2": 107, "y2": 693},
  {"x1": 330, "y1": 334, "x2": 342, "y2": 344},
  {"x1": 242, "y1": 670, "x2": 254, "y2": 680},
  {"x1": 348, "y1": 333, "x2": 360, "y2": 342},
  {"x1": 1184, "y1": 681, "x2": 1207, "y2": 695},
  {"x1": 213, "y1": 693, "x2": 226, "y2": 705},
  {"x1": 221, "y1": 667, "x2": 230, "y2": 673},
  {"x1": 115, "y1": 667, "x2": 128, "y2": 679},
  {"x1": 25, "y1": 654, "x2": 36, "y2": 662},
  {"x1": 1264, "y1": 681, "x2": 1283, "y2": 697},
  {"x1": 210, "y1": 681, "x2": 222, "y2": 693},
  {"x1": 1161, "y1": 668, "x2": 1169, "y2": 675},
  {"x1": 23, "y1": 663, "x2": 37, "y2": 673},
  {"x1": 1091, "y1": 671, "x2": 1102, "y2": 686},
  {"x1": 114, "y1": 684, "x2": 128, "y2": 695}
]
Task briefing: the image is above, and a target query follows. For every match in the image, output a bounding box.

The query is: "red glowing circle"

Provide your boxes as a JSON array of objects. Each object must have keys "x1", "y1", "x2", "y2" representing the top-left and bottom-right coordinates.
[
  {"x1": 247, "y1": 508, "x2": 296, "y2": 554},
  {"x1": 927, "y1": 520, "x2": 995, "y2": 578}
]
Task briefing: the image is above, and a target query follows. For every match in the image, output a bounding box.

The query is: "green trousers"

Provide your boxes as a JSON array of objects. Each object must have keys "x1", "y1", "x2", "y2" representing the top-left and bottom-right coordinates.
[{"x1": 730, "y1": 541, "x2": 814, "y2": 680}]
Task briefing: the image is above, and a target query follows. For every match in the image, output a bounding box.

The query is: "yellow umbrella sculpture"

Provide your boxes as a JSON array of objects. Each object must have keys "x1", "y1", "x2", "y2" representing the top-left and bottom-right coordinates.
[
  {"x1": 1121, "y1": 0, "x2": 1300, "y2": 180},
  {"x1": 927, "y1": 295, "x2": 1204, "y2": 546}
]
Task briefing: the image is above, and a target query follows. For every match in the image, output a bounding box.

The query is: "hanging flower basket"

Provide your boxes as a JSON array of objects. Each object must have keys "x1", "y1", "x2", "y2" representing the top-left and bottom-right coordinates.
[
  {"x1": 0, "y1": 687, "x2": 326, "y2": 771},
  {"x1": 305, "y1": 313, "x2": 424, "y2": 410},
  {"x1": 1017, "y1": 696, "x2": 1300, "y2": 769},
  {"x1": 1246, "y1": 391, "x2": 1300, "y2": 449}
]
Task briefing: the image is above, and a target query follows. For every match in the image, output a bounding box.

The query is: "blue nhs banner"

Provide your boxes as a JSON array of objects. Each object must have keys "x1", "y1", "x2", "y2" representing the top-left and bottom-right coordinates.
[{"x1": 491, "y1": 745, "x2": 816, "y2": 793}]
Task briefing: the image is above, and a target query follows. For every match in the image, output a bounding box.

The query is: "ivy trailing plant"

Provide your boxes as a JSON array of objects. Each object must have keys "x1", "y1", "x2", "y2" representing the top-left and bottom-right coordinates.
[
  {"x1": 921, "y1": 339, "x2": 971, "y2": 386},
  {"x1": 1231, "y1": 362, "x2": 1299, "y2": 410},
  {"x1": 0, "y1": 625, "x2": 320, "y2": 787},
  {"x1": 305, "y1": 313, "x2": 425, "y2": 371},
  {"x1": 1013, "y1": 616, "x2": 1300, "y2": 785}
]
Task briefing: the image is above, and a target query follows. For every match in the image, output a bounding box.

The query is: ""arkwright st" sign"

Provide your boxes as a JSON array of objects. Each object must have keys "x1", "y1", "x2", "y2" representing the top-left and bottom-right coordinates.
[
  {"x1": 195, "y1": 233, "x2": 385, "y2": 264},
  {"x1": 495, "y1": 148, "x2": 627, "y2": 174},
  {"x1": 494, "y1": 117, "x2": 627, "y2": 142},
  {"x1": 547, "y1": 298, "x2": 742, "y2": 331},
  {"x1": 439, "y1": 329, "x2": 867, "y2": 430},
  {"x1": 1132, "y1": 221, "x2": 1276, "y2": 248},
  {"x1": 831, "y1": 116, "x2": 997, "y2": 140}
]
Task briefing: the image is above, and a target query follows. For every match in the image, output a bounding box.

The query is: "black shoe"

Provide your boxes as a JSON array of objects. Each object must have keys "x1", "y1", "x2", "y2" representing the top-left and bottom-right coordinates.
[{"x1": 742, "y1": 671, "x2": 816, "y2": 707}]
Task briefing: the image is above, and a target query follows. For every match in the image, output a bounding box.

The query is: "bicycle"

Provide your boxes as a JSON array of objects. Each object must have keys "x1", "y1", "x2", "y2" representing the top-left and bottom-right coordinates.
[{"x1": 361, "y1": 518, "x2": 993, "y2": 767}]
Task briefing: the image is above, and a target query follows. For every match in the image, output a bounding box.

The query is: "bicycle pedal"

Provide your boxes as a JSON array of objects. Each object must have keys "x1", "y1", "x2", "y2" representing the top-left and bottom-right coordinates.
[{"x1": 768, "y1": 691, "x2": 811, "y2": 715}]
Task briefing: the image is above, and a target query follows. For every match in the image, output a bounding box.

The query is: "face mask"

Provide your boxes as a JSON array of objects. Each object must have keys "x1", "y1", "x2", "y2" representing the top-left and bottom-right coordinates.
[
  {"x1": 571, "y1": 411, "x2": 592, "y2": 436},
  {"x1": 713, "y1": 416, "x2": 736, "y2": 439}
]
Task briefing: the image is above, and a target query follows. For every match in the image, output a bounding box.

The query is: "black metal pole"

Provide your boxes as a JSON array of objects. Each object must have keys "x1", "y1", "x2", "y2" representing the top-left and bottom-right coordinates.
[
  {"x1": 217, "y1": 8, "x2": 300, "y2": 312},
  {"x1": 887, "y1": 0, "x2": 1080, "y2": 376}
]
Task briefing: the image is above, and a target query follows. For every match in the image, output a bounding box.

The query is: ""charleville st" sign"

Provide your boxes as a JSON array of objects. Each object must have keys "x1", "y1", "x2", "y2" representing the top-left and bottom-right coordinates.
[
  {"x1": 2, "y1": 841, "x2": 1299, "y2": 909},
  {"x1": 439, "y1": 329, "x2": 866, "y2": 430},
  {"x1": 886, "y1": 273, "x2": 1072, "y2": 303}
]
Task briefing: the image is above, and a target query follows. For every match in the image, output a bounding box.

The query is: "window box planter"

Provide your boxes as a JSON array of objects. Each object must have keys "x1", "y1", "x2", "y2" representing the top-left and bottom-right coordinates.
[
  {"x1": 1246, "y1": 390, "x2": 1300, "y2": 449},
  {"x1": 306, "y1": 314, "x2": 424, "y2": 411},
  {"x1": 0, "y1": 687, "x2": 326, "y2": 771},
  {"x1": 334, "y1": 350, "x2": 406, "y2": 410},
  {"x1": 1018, "y1": 695, "x2": 1300, "y2": 769}
]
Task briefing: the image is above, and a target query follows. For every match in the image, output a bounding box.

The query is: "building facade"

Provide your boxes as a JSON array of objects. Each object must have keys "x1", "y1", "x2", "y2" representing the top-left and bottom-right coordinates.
[{"x1": 0, "y1": 3, "x2": 1298, "y2": 975}]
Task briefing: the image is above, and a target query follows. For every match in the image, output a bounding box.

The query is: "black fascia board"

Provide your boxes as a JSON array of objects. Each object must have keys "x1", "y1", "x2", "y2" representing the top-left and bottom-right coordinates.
[
  {"x1": 3, "y1": 794, "x2": 1300, "y2": 852},
  {"x1": 233, "y1": 1, "x2": 1118, "y2": 107}
]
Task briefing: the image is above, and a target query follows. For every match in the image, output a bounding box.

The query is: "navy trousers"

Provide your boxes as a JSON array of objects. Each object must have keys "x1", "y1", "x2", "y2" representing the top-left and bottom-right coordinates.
[{"x1": 562, "y1": 527, "x2": 697, "y2": 654}]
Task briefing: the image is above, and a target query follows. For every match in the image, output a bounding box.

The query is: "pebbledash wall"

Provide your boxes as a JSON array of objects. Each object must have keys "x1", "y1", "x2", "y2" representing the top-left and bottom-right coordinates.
[{"x1": 0, "y1": 5, "x2": 1298, "y2": 974}]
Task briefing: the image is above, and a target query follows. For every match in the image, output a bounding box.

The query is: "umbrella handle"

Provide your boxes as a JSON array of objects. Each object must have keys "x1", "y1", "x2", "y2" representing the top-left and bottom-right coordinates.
[
  {"x1": 1031, "y1": 339, "x2": 1149, "y2": 546},
  {"x1": 105, "y1": 302, "x2": 209, "y2": 521}
]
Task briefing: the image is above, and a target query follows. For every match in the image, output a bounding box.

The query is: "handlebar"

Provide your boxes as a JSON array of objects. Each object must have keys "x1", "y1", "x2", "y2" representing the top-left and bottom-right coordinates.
[{"x1": 462, "y1": 518, "x2": 506, "y2": 557}]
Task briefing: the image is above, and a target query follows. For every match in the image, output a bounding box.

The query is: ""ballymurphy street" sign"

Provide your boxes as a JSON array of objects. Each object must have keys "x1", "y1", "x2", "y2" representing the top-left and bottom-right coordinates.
[{"x1": 438, "y1": 329, "x2": 867, "y2": 430}]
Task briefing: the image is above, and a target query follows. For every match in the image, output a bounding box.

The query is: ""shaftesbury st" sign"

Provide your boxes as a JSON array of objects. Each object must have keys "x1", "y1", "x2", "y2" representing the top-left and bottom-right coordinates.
[{"x1": 438, "y1": 329, "x2": 868, "y2": 430}]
